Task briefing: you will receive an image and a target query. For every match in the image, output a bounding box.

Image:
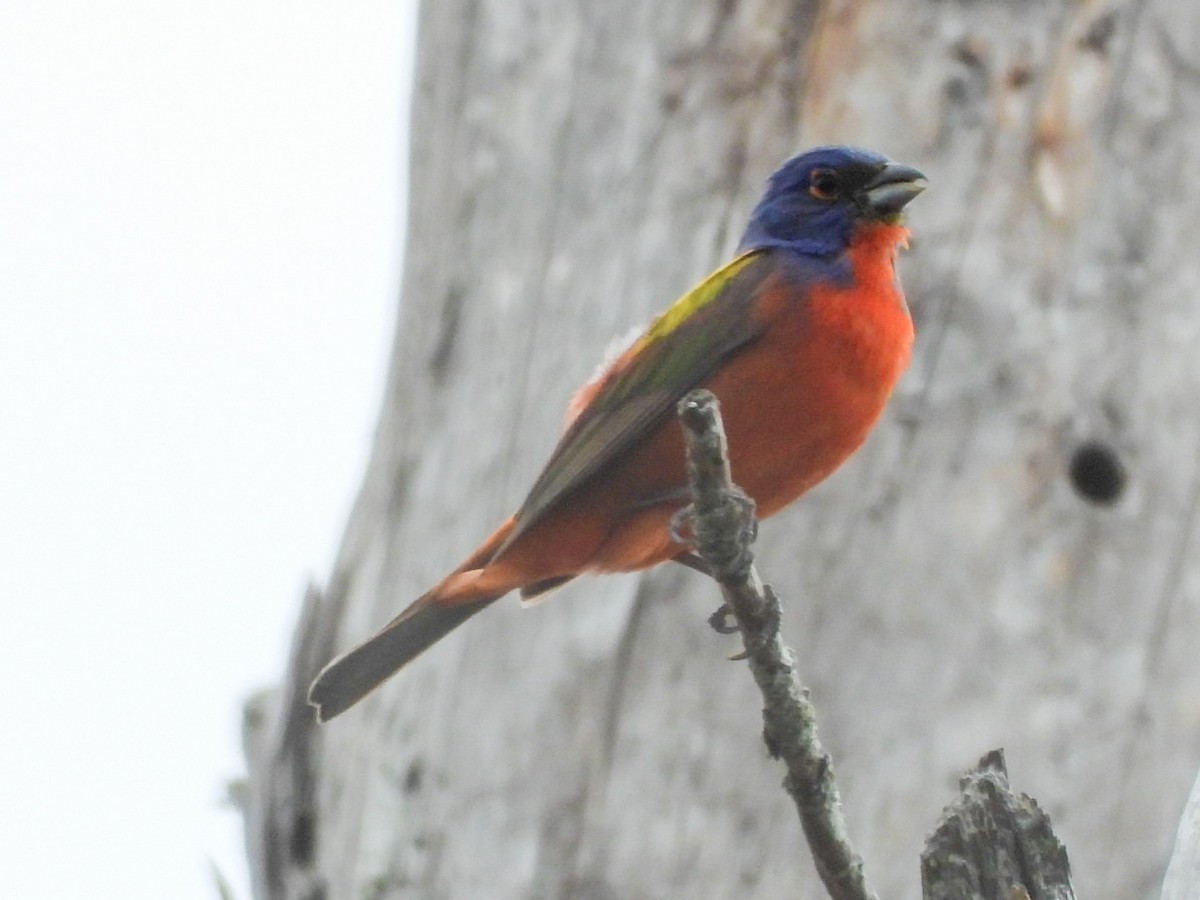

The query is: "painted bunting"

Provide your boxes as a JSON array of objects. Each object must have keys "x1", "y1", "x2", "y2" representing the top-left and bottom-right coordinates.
[{"x1": 309, "y1": 145, "x2": 925, "y2": 721}]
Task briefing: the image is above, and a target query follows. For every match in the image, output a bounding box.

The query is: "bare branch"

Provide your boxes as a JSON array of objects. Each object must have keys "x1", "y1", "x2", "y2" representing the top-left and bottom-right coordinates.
[{"x1": 676, "y1": 389, "x2": 878, "y2": 900}]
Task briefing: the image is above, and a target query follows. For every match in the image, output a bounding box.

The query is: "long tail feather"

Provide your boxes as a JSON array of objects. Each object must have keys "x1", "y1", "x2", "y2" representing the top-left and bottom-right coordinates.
[
  {"x1": 308, "y1": 596, "x2": 498, "y2": 722},
  {"x1": 308, "y1": 516, "x2": 524, "y2": 722}
]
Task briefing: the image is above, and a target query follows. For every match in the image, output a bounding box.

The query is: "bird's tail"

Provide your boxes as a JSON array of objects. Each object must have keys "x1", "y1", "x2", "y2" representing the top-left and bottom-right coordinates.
[
  {"x1": 307, "y1": 518, "x2": 516, "y2": 722},
  {"x1": 307, "y1": 596, "x2": 497, "y2": 721}
]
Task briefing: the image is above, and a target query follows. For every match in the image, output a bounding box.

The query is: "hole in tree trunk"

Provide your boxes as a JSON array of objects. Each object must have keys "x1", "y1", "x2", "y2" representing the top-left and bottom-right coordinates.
[{"x1": 1068, "y1": 440, "x2": 1126, "y2": 506}]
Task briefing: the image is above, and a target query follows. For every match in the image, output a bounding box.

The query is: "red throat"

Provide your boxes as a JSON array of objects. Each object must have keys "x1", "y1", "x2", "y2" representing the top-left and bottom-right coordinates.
[
  {"x1": 803, "y1": 221, "x2": 914, "y2": 392},
  {"x1": 847, "y1": 222, "x2": 910, "y2": 291}
]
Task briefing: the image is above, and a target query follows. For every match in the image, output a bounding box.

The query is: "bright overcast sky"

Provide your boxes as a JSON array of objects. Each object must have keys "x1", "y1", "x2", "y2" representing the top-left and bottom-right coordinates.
[{"x1": 0, "y1": 3, "x2": 415, "y2": 898}]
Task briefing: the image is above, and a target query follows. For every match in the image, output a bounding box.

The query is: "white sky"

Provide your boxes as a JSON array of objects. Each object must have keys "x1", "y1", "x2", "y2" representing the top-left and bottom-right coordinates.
[{"x1": 0, "y1": 3, "x2": 415, "y2": 898}]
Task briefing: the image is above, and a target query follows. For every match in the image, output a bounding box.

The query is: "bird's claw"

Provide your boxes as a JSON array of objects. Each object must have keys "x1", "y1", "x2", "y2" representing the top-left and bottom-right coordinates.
[
  {"x1": 669, "y1": 505, "x2": 695, "y2": 547},
  {"x1": 708, "y1": 603, "x2": 750, "y2": 659},
  {"x1": 730, "y1": 491, "x2": 758, "y2": 545},
  {"x1": 674, "y1": 551, "x2": 712, "y2": 576},
  {"x1": 707, "y1": 603, "x2": 738, "y2": 634}
]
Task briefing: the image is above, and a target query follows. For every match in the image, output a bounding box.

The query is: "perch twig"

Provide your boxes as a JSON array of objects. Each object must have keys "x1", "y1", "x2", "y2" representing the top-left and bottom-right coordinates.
[{"x1": 676, "y1": 389, "x2": 878, "y2": 900}]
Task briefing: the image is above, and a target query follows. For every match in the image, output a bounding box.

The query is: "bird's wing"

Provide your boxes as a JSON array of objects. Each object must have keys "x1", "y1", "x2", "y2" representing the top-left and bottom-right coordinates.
[{"x1": 498, "y1": 248, "x2": 779, "y2": 554}]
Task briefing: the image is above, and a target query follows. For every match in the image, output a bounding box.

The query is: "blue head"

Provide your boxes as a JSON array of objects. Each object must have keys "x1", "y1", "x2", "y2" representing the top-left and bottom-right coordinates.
[{"x1": 738, "y1": 146, "x2": 926, "y2": 256}]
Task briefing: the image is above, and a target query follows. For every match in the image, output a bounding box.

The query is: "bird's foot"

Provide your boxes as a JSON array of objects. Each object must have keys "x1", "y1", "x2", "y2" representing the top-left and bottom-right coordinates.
[
  {"x1": 707, "y1": 603, "x2": 738, "y2": 634},
  {"x1": 668, "y1": 505, "x2": 695, "y2": 547},
  {"x1": 674, "y1": 551, "x2": 712, "y2": 576}
]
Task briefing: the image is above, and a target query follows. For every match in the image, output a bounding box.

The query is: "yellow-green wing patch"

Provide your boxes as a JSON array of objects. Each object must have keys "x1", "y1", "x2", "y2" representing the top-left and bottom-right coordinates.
[
  {"x1": 496, "y1": 249, "x2": 776, "y2": 556},
  {"x1": 633, "y1": 251, "x2": 762, "y2": 353}
]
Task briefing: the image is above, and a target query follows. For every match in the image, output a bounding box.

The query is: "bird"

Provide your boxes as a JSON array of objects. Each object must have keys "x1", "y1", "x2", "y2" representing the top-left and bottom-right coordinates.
[{"x1": 309, "y1": 145, "x2": 926, "y2": 722}]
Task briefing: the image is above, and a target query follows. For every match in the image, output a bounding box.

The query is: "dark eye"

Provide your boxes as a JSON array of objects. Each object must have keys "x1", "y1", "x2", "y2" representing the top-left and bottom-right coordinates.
[{"x1": 808, "y1": 168, "x2": 841, "y2": 201}]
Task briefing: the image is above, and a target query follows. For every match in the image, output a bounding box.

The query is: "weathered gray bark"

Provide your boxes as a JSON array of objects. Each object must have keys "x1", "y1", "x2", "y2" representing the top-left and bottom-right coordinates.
[
  {"x1": 1160, "y1": 767, "x2": 1200, "y2": 900},
  {"x1": 922, "y1": 751, "x2": 1074, "y2": 900},
  {"x1": 243, "y1": 0, "x2": 1200, "y2": 898}
]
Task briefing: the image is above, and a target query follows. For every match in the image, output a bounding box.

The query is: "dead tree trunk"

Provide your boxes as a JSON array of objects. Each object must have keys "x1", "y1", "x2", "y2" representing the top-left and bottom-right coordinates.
[
  {"x1": 1161, "y1": 768, "x2": 1200, "y2": 899},
  {"x1": 243, "y1": 1, "x2": 1200, "y2": 897}
]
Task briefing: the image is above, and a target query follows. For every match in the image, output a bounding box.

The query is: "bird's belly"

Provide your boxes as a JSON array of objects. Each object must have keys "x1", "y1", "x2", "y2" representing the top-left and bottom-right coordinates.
[
  {"x1": 493, "y1": 289, "x2": 911, "y2": 580},
  {"x1": 581, "y1": 319, "x2": 906, "y2": 573},
  {"x1": 709, "y1": 299, "x2": 910, "y2": 517},
  {"x1": 722, "y1": 378, "x2": 887, "y2": 518}
]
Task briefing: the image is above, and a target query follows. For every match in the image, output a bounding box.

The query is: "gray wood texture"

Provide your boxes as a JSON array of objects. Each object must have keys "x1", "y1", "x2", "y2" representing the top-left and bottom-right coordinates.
[
  {"x1": 922, "y1": 751, "x2": 1074, "y2": 900},
  {"x1": 1161, "y1": 768, "x2": 1200, "y2": 899},
  {"x1": 243, "y1": 1, "x2": 1200, "y2": 897}
]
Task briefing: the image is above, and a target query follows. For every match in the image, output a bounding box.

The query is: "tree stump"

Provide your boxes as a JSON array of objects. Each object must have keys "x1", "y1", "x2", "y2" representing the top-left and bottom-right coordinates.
[{"x1": 922, "y1": 751, "x2": 1074, "y2": 900}]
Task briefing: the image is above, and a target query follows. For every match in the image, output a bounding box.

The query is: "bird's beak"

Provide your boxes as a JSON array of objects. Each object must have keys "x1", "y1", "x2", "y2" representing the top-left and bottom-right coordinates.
[{"x1": 861, "y1": 163, "x2": 927, "y2": 218}]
